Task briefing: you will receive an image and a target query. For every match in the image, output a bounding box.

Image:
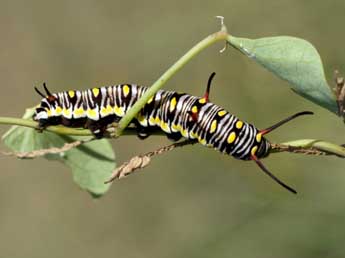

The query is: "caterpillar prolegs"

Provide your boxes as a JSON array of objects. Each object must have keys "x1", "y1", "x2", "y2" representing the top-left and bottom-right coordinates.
[{"x1": 33, "y1": 73, "x2": 313, "y2": 193}]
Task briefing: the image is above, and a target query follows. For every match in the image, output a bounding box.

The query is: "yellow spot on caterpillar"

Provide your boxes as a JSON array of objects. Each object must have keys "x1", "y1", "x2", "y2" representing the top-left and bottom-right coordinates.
[
  {"x1": 147, "y1": 96, "x2": 154, "y2": 104},
  {"x1": 161, "y1": 122, "x2": 168, "y2": 131},
  {"x1": 137, "y1": 113, "x2": 145, "y2": 122},
  {"x1": 199, "y1": 98, "x2": 206, "y2": 104},
  {"x1": 236, "y1": 120, "x2": 243, "y2": 129},
  {"x1": 106, "y1": 105, "x2": 113, "y2": 114},
  {"x1": 100, "y1": 107, "x2": 108, "y2": 116},
  {"x1": 172, "y1": 124, "x2": 182, "y2": 132},
  {"x1": 191, "y1": 106, "x2": 198, "y2": 113},
  {"x1": 169, "y1": 97, "x2": 177, "y2": 112},
  {"x1": 92, "y1": 88, "x2": 100, "y2": 97},
  {"x1": 123, "y1": 85, "x2": 130, "y2": 97},
  {"x1": 199, "y1": 138, "x2": 207, "y2": 145},
  {"x1": 171, "y1": 123, "x2": 179, "y2": 132},
  {"x1": 63, "y1": 108, "x2": 71, "y2": 116},
  {"x1": 218, "y1": 110, "x2": 227, "y2": 117},
  {"x1": 87, "y1": 109, "x2": 97, "y2": 118},
  {"x1": 160, "y1": 121, "x2": 171, "y2": 133},
  {"x1": 114, "y1": 106, "x2": 124, "y2": 116},
  {"x1": 256, "y1": 133, "x2": 262, "y2": 142},
  {"x1": 155, "y1": 116, "x2": 161, "y2": 124},
  {"x1": 181, "y1": 128, "x2": 188, "y2": 137},
  {"x1": 100, "y1": 105, "x2": 113, "y2": 116},
  {"x1": 74, "y1": 108, "x2": 85, "y2": 117},
  {"x1": 210, "y1": 120, "x2": 217, "y2": 133},
  {"x1": 149, "y1": 116, "x2": 155, "y2": 125},
  {"x1": 68, "y1": 90, "x2": 75, "y2": 98},
  {"x1": 227, "y1": 132, "x2": 236, "y2": 144},
  {"x1": 137, "y1": 113, "x2": 148, "y2": 126},
  {"x1": 55, "y1": 106, "x2": 62, "y2": 115},
  {"x1": 47, "y1": 109, "x2": 52, "y2": 116},
  {"x1": 190, "y1": 131, "x2": 198, "y2": 139},
  {"x1": 251, "y1": 146, "x2": 258, "y2": 156}
]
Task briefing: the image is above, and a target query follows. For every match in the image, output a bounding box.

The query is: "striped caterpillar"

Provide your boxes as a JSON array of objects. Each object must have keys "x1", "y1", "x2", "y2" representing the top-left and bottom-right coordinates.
[{"x1": 33, "y1": 73, "x2": 313, "y2": 193}]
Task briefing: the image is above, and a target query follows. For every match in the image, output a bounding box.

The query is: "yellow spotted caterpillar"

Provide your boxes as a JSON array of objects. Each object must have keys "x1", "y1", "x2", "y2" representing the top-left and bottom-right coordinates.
[{"x1": 33, "y1": 73, "x2": 313, "y2": 193}]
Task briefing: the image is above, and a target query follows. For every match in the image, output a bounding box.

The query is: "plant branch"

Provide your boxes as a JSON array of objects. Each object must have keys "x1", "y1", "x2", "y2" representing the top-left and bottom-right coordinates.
[
  {"x1": 1, "y1": 139, "x2": 90, "y2": 159},
  {"x1": 0, "y1": 116, "x2": 165, "y2": 137},
  {"x1": 105, "y1": 139, "x2": 197, "y2": 183},
  {"x1": 271, "y1": 140, "x2": 345, "y2": 158},
  {"x1": 0, "y1": 116, "x2": 92, "y2": 136},
  {"x1": 271, "y1": 143, "x2": 326, "y2": 156},
  {"x1": 115, "y1": 23, "x2": 229, "y2": 136}
]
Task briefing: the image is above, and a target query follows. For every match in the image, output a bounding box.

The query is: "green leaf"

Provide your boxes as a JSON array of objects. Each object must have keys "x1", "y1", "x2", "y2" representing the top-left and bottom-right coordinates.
[
  {"x1": 2, "y1": 109, "x2": 116, "y2": 196},
  {"x1": 228, "y1": 35, "x2": 338, "y2": 114}
]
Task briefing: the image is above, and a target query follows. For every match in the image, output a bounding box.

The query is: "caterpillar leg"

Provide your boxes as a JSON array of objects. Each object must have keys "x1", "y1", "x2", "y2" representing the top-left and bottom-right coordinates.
[
  {"x1": 36, "y1": 122, "x2": 47, "y2": 133},
  {"x1": 87, "y1": 121, "x2": 107, "y2": 139},
  {"x1": 165, "y1": 132, "x2": 182, "y2": 141},
  {"x1": 86, "y1": 116, "x2": 117, "y2": 139},
  {"x1": 35, "y1": 116, "x2": 63, "y2": 133},
  {"x1": 132, "y1": 120, "x2": 151, "y2": 139},
  {"x1": 136, "y1": 126, "x2": 151, "y2": 139}
]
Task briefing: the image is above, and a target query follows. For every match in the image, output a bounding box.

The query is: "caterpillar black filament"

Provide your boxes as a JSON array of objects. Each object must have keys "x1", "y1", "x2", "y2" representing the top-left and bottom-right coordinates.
[{"x1": 33, "y1": 73, "x2": 313, "y2": 194}]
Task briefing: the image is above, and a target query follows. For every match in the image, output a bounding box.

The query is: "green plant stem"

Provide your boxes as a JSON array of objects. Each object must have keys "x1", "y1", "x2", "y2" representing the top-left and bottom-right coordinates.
[
  {"x1": 115, "y1": 30, "x2": 229, "y2": 136},
  {"x1": 0, "y1": 117, "x2": 92, "y2": 136},
  {"x1": 0, "y1": 117, "x2": 158, "y2": 136}
]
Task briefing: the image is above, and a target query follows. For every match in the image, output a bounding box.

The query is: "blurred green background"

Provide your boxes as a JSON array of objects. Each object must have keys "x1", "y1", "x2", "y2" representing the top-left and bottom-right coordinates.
[{"x1": 1, "y1": 0, "x2": 345, "y2": 257}]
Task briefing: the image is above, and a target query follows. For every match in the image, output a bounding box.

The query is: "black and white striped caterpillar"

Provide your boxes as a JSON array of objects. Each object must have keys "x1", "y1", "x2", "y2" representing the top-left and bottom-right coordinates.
[{"x1": 33, "y1": 73, "x2": 313, "y2": 193}]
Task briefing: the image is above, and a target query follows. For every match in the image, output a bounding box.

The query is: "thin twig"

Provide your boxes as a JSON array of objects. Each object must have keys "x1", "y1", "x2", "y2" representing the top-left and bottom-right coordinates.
[
  {"x1": 1, "y1": 138, "x2": 93, "y2": 159},
  {"x1": 105, "y1": 140, "x2": 197, "y2": 183},
  {"x1": 271, "y1": 143, "x2": 328, "y2": 156}
]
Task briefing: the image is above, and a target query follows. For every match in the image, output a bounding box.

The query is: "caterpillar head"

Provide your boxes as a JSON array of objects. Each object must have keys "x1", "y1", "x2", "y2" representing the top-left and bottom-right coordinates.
[
  {"x1": 33, "y1": 83, "x2": 58, "y2": 129},
  {"x1": 255, "y1": 136, "x2": 271, "y2": 159}
]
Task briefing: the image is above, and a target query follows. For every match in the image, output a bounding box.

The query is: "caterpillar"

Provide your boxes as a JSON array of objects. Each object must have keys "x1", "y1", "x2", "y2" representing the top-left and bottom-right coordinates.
[{"x1": 33, "y1": 73, "x2": 313, "y2": 194}]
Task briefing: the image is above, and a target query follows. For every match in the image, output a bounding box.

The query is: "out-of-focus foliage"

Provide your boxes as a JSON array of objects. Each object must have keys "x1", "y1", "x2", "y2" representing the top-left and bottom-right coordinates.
[{"x1": 0, "y1": 1, "x2": 345, "y2": 258}]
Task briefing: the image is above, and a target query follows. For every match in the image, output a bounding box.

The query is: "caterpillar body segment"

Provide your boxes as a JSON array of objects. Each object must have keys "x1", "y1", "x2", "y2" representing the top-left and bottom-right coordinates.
[{"x1": 33, "y1": 74, "x2": 313, "y2": 193}]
